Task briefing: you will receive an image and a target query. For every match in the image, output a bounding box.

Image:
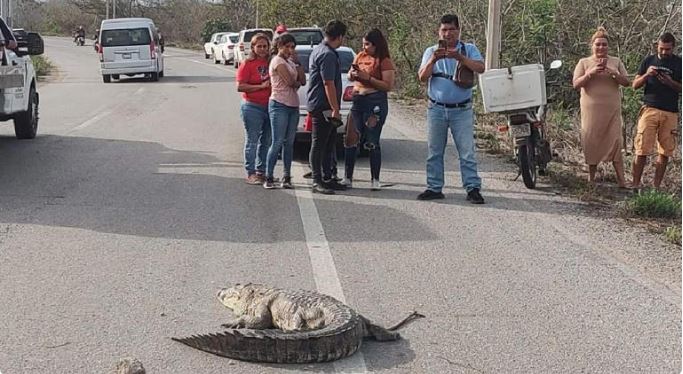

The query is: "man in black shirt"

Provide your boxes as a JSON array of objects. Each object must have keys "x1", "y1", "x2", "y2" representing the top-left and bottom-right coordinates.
[{"x1": 631, "y1": 32, "x2": 682, "y2": 189}]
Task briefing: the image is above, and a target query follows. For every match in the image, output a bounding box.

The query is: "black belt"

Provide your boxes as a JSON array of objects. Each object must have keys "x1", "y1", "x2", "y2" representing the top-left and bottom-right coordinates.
[{"x1": 429, "y1": 98, "x2": 471, "y2": 108}]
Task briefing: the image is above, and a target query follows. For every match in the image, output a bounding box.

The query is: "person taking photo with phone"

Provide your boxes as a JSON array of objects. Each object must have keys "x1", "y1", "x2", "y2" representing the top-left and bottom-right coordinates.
[
  {"x1": 572, "y1": 26, "x2": 630, "y2": 188},
  {"x1": 343, "y1": 28, "x2": 395, "y2": 190},
  {"x1": 416, "y1": 14, "x2": 485, "y2": 203},
  {"x1": 630, "y1": 32, "x2": 682, "y2": 190}
]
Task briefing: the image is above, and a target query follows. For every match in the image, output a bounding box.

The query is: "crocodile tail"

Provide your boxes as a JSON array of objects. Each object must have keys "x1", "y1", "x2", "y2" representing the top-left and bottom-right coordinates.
[
  {"x1": 172, "y1": 324, "x2": 364, "y2": 363},
  {"x1": 387, "y1": 311, "x2": 426, "y2": 331}
]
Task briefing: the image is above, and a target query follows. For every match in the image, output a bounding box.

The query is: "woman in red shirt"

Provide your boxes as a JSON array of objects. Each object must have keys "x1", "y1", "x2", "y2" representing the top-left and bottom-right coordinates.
[
  {"x1": 343, "y1": 28, "x2": 395, "y2": 190},
  {"x1": 237, "y1": 34, "x2": 272, "y2": 184}
]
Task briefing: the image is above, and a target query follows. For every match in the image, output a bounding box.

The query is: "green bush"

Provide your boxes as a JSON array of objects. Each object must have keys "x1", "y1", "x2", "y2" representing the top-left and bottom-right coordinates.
[
  {"x1": 201, "y1": 19, "x2": 233, "y2": 43},
  {"x1": 31, "y1": 55, "x2": 53, "y2": 77},
  {"x1": 664, "y1": 226, "x2": 681, "y2": 245},
  {"x1": 626, "y1": 190, "x2": 682, "y2": 219}
]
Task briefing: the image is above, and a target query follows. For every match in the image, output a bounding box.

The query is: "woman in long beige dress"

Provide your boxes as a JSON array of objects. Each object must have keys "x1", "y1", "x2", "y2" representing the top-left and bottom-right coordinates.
[{"x1": 572, "y1": 27, "x2": 630, "y2": 187}]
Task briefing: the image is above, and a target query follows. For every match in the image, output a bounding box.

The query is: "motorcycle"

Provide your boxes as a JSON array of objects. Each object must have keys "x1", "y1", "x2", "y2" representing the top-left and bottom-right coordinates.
[
  {"x1": 74, "y1": 35, "x2": 85, "y2": 46},
  {"x1": 480, "y1": 60, "x2": 562, "y2": 189}
]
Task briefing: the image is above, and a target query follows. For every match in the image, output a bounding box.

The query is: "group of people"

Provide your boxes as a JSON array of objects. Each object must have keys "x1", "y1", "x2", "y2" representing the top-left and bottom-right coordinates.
[
  {"x1": 236, "y1": 14, "x2": 680, "y2": 205},
  {"x1": 235, "y1": 20, "x2": 400, "y2": 195},
  {"x1": 573, "y1": 28, "x2": 681, "y2": 190}
]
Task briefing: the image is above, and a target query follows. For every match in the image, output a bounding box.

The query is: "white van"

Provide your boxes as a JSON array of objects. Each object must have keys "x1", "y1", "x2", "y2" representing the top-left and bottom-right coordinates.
[{"x1": 98, "y1": 18, "x2": 164, "y2": 83}]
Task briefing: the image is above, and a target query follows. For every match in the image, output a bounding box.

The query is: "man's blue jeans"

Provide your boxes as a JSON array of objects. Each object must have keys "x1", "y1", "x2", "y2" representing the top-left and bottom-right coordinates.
[
  {"x1": 240, "y1": 101, "x2": 271, "y2": 176},
  {"x1": 426, "y1": 102, "x2": 482, "y2": 193},
  {"x1": 266, "y1": 100, "x2": 298, "y2": 178}
]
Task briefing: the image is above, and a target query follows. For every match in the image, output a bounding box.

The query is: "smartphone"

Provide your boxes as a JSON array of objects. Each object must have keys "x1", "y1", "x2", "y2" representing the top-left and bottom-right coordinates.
[
  {"x1": 351, "y1": 63, "x2": 360, "y2": 71},
  {"x1": 438, "y1": 39, "x2": 448, "y2": 49}
]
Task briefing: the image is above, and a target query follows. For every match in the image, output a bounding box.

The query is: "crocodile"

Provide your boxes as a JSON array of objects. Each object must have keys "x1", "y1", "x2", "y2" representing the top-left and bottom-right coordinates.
[{"x1": 171, "y1": 283, "x2": 425, "y2": 363}]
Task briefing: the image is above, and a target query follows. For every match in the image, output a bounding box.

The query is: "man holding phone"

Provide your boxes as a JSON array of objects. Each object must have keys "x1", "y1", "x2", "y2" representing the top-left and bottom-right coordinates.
[
  {"x1": 306, "y1": 20, "x2": 348, "y2": 194},
  {"x1": 417, "y1": 14, "x2": 485, "y2": 203},
  {"x1": 631, "y1": 32, "x2": 682, "y2": 190}
]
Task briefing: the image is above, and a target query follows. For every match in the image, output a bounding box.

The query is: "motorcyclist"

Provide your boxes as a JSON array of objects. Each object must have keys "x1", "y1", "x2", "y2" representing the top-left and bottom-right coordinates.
[
  {"x1": 74, "y1": 25, "x2": 85, "y2": 44},
  {"x1": 93, "y1": 28, "x2": 100, "y2": 51},
  {"x1": 157, "y1": 30, "x2": 165, "y2": 53}
]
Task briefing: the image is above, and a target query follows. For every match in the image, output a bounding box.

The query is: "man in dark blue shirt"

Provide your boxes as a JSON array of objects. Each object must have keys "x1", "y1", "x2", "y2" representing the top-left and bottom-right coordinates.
[
  {"x1": 631, "y1": 32, "x2": 682, "y2": 189},
  {"x1": 306, "y1": 20, "x2": 347, "y2": 194}
]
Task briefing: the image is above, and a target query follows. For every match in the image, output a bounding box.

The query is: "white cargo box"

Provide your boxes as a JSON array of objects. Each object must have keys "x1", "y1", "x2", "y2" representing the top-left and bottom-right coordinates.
[{"x1": 479, "y1": 64, "x2": 546, "y2": 113}]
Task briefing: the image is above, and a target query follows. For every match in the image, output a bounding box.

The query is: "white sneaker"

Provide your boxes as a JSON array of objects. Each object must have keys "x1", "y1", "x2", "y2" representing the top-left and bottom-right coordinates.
[
  {"x1": 340, "y1": 178, "x2": 352, "y2": 189},
  {"x1": 371, "y1": 179, "x2": 381, "y2": 191}
]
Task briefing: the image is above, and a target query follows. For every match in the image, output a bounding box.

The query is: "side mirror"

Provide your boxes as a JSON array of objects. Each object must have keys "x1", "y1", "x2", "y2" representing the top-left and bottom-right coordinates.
[{"x1": 549, "y1": 60, "x2": 562, "y2": 69}]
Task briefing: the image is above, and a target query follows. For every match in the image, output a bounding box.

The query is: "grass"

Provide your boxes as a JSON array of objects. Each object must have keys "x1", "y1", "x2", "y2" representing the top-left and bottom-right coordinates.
[
  {"x1": 31, "y1": 55, "x2": 54, "y2": 77},
  {"x1": 624, "y1": 190, "x2": 681, "y2": 219},
  {"x1": 664, "y1": 225, "x2": 682, "y2": 245}
]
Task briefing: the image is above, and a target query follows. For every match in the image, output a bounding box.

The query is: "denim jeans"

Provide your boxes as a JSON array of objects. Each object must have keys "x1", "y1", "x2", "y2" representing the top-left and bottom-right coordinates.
[
  {"x1": 309, "y1": 112, "x2": 337, "y2": 184},
  {"x1": 240, "y1": 101, "x2": 271, "y2": 176},
  {"x1": 345, "y1": 91, "x2": 388, "y2": 181},
  {"x1": 426, "y1": 101, "x2": 481, "y2": 192},
  {"x1": 266, "y1": 100, "x2": 298, "y2": 178}
]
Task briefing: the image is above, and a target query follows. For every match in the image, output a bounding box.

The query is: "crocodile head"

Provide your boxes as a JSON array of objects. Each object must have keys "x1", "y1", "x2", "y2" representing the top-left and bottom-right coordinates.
[{"x1": 217, "y1": 283, "x2": 258, "y2": 315}]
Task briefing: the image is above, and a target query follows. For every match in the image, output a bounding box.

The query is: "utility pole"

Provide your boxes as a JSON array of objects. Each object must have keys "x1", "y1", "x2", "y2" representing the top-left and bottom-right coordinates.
[
  {"x1": 113, "y1": 0, "x2": 116, "y2": 19},
  {"x1": 106, "y1": 0, "x2": 109, "y2": 19},
  {"x1": 255, "y1": 0, "x2": 259, "y2": 28},
  {"x1": 485, "y1": 0, "x2": 502, "y2": 70}
]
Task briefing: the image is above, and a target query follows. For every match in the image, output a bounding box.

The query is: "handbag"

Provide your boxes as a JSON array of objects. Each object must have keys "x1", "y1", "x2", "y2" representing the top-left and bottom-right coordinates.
[{"x1": 454, "y1": 43, "x2": 475, "y2": 89}]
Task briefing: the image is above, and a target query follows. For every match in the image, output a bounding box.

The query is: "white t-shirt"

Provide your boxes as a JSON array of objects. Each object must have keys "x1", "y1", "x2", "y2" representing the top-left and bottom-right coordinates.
[{"x1": 269, "y1": 55, "x2": 299, "y2": 108}]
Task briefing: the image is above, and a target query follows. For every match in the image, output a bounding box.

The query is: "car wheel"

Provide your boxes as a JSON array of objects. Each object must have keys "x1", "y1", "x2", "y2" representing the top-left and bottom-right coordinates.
[
  {"x1": 159, "y1": 70, "x2": 164, "y2": 78},
  {"x1": 14, "y1": 85, "x2": 38, "y2": 139},
  {"x1": 150, "y1": 72, "x2": 159, "y2": 82},
  {"x1": 112, "y1": 74, "x2": 120, "y2": 80},
  {"x1": 103, "y1": 74, "x2": 111, "y2": 83},
  {"x1": 204, "y1": 53, "x2": 210, "y2": 59},
  {"x1": 234, "y1": 59, "x2": 239, "y2": 68}
]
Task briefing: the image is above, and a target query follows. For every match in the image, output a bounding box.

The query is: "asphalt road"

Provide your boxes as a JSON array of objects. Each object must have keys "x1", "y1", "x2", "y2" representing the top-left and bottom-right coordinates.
[{"x1": 0, "y1": 37, "x2": 680, "y2": 374}]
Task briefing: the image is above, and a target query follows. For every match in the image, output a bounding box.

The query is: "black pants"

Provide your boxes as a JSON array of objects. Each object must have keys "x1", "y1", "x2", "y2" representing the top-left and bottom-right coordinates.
[{"x1": 309, "y1": 112, "x2": 337, "y2": 184}]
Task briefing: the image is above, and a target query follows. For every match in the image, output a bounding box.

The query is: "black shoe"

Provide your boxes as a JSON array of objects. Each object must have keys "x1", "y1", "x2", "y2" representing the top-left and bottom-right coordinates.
[
  {"x1": 263, "y1": 177, "x2": 276, "y2": 189},
  {"x1": 312, "y1": 183, "x2": 334, "y2": 195},
  {"x1": 323, "y1": 180, "x2": 347, "y2": 191},
  {"x1": 417, "y1": 189, "x2": 445, "y2": 200},
  {"x1": 466, "y1": 188, "x2": 485, "y2": 204},
  {"x1": 303, "y1": 171, "x2": 313, "y2": 179},
  {"x1": 281, "y1": 176, "x2": 293, "y2": 189}
]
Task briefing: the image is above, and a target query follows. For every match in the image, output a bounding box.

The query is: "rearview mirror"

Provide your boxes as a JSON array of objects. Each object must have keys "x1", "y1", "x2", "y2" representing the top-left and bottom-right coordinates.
[{"x1": 549, "y1": 60, "x2": 562, "y2": 69}]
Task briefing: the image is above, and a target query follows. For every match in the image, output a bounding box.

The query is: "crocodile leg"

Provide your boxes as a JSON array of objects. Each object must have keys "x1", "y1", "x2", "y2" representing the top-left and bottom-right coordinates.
[{"x1": 221, "y1": 305, "x2": 274, "y2": 329}]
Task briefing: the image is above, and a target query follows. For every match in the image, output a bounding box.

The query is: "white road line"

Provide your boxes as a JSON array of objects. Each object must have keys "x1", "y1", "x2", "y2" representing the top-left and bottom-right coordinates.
[
  {"x1": 185, "y1": 59, "x2": 237, "y2": 75},
  {"x1": 64, "y1": 87, "x2": 145, "y2": 135},
  {"x1": 294, "y1": 166, "x2": 368, "y2": 374},
  {"x1": 65, "y1": 110, "x2": 113, "y2": 135}
]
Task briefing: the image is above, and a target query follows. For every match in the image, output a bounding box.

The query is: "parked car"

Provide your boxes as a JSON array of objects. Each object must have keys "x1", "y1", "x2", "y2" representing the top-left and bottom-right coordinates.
[
  {"x1": 234, "y1": 28, "x2": 273, "y2": 69},
  {"x1": 203, "y1": 32, "x2": 230, "y2": 59},
  {"x1": 294, "y1": 45, "x2": 356, "y2": 149},
  {"x1": 285, "y1": 27, "x2": 324, "y2": 46},
  {"x1": 98, "y1": 17, "x2": 164, "y2": 83},
  {"x1": 214, "y1": 32, "x2": 238, "y2": 65}
]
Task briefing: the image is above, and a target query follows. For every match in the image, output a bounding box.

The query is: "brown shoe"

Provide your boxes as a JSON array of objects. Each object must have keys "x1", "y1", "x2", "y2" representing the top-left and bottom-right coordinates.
[{"x1": 245, "y1": 174, "x2": 261, "y2": 185}]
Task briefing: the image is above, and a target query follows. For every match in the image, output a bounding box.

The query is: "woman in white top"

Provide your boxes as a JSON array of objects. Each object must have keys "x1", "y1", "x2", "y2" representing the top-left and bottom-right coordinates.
[{"x1": 263, "y1": 33, "x2": 306, "y2": 189}]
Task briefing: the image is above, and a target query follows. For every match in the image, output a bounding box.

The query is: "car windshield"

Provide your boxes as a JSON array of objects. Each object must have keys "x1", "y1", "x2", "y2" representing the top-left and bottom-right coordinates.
[
  {"x1": 101, "y1": 28, "x2": 151, "y2": 47},
  {"x1": 244, "y1": 30, "x2": 273, "y2": 42},
  {"x1": 297, "y1": 49, "x2": 354, "y2": 74},
  {"x1": 229, "y1": 35, "x2": 238, "y2": 43},
  {"x1": 289, "y1": 30, "x2": 323, "y2": 45}
]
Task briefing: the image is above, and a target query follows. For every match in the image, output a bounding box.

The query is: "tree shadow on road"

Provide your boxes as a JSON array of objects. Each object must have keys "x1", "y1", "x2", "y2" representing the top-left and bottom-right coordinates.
[{"x1": 0, "y1": 134, "x2": 436, "y2": 244}]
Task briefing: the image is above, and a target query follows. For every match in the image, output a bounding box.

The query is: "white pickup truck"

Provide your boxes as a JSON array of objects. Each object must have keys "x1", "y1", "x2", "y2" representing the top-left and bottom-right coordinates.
[{"x1": 0, "y1": 28, "x2": 45, "y2": 139}]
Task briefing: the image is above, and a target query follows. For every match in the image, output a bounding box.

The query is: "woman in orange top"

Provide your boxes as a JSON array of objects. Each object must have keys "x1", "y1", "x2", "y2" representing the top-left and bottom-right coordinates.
[{"x1": 342, "y1": 28, "x2": 395, "y2": 190}]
